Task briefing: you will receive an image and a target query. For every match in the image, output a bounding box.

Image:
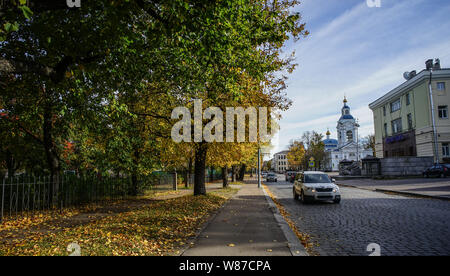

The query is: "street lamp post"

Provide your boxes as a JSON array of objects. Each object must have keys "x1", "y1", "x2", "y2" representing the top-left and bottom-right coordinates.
[
  {"x1": 257, "y1": 146, "x2": 261, "y2": 188},
  {"x1": 427, "y1": 59, "x2": 440, "y2": 164}
]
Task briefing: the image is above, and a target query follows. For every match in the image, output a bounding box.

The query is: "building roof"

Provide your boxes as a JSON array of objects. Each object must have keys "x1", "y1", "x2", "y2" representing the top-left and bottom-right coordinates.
[
  {"x1": 339, "y1": 114, "x2": 354, "y2": 120},
  {"x1": 369, "y1": 68, "x2": 450, "y2": 110},
  {"x1": 274, "y1": 150, "x2": 289, "y2": 155},
  {"x1": 324, "y1": 138, "x2": 338, "y2": 144}
]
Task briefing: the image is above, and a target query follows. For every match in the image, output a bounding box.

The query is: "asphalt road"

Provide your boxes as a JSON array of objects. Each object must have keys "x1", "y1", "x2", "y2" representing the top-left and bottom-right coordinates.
[{"x1": 264, "y1": 174, "x2": 450, "y2": 256}]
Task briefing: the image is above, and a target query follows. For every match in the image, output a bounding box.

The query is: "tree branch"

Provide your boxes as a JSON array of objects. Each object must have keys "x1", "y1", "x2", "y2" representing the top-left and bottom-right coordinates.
[
  {"x1": 134, "y1": 0, "x2": 170, "y2": 28},
  {"x1": 0, "y1": 53, "x2": 105, "y2": 83},
  {"x1": 0, "y1": 115, "x2": 44, "y2": 146}
]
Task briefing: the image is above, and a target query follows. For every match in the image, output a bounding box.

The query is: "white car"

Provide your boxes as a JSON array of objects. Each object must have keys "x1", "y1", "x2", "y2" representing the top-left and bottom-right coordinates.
[
  {"x1": 266, "y1": 173, "x2": 278, "y2": 182},
  {"x1": 293, "y1": 171, "x2": 341, "y2": 204}
]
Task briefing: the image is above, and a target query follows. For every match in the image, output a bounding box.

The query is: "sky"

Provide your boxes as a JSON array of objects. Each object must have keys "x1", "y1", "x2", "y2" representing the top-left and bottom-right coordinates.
[{"x1": 269, "y1": 0, "x2": 450, "y2": 157}]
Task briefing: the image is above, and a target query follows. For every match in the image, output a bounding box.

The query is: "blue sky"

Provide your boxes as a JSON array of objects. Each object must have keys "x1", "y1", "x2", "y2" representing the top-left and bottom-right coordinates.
[{"x1": 270, "y1": 0, "x2": 450, "y2": 156}]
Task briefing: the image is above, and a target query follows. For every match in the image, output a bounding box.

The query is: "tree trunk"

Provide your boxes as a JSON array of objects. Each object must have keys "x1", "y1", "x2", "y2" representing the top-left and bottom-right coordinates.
[
  {"x1": 222, "y1": 166, "x2": 228, "y2": 188},
  {"x1": 186, "y1": 157, "x2": 193, "y2": 188},
  {"x1": 43, "y1": 104, "x2": 60, "y2": 206},
  {"x1": 231, "y1": 165, "x2": 236, "y2": 182},
  {"x1": 5, "y1": 150, "x2": 16, "y2": 178},
  {"x1": 237, "y1": 164, "x2": 246, "y2": 181},
  {"x1": 194, "y1": 143, "x2": 208, "y2": 195},
  {"x1": 130, "y1": 147, "x2": 140, "y2": 196}
]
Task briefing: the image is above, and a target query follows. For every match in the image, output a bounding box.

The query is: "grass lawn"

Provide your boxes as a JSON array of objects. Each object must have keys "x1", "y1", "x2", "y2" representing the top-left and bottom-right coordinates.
[{"x1": 0, "y1": 187, "x2": 238, "y2": 256}]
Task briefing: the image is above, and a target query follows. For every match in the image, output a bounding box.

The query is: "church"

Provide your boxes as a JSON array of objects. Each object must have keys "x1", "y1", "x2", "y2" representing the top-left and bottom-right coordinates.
[{"x1": 323, "y1": 97, "x2": 372, "y2": 171}]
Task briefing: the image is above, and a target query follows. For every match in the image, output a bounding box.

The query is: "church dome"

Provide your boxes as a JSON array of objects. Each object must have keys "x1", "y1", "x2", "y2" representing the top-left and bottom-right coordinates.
[
  {"x1": 340, "y1": 114, "x2": 354, "y2": 120},
  {"x1": 324, "y1": 138, "x2": 338, "y2": 144}
]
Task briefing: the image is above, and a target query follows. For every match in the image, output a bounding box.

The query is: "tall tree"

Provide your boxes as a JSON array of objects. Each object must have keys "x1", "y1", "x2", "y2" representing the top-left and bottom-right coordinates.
[
  {"x1": 287, "y1": 140, "x2": 305, "y2": 171},
  {"x1": 363, "y1": 134, "x2": 376, "y2": 156}
]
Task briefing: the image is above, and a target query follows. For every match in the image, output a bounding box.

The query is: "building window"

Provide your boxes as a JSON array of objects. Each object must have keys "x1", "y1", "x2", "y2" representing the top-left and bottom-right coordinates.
[
  {"x1": 406, "y1": 93, "x2": 411, "y2": 105},
  {"x1": 390, "y1": 99, "x2": 401, "y2": 112},
  {"x1": 407, "y1": 113, "x2": 413, "y2": 129},
  {"x1": 384, "y1": 123, "x2": 388, "y2": 136},
  {"x1": 383, "y1": 106, "x2": 386, "y2": 116},
  {"x1": 346, "y1": 130, "x2": 353, "y2": 142},
  {"x1": 437, "y1": 82, "x2": 446, "y2": 91},
  {"x1": 442, "y1": 143, "x2": 450, "y2": 157},
  {"x1": 391, "y1": 118, "x2": 402, "y2": 134},
  {"x1": 438, "y1": 106, "x2": 448, "y2": 119}
]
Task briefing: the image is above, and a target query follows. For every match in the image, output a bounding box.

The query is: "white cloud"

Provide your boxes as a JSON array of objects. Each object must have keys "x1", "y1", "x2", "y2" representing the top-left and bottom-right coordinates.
[{"x1": 272, "y1": 0, "x2": 450, "y2": 156}]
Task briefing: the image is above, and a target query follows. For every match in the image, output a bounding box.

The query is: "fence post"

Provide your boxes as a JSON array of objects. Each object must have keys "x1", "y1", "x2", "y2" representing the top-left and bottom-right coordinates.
[
  {"x1": 1, "y1": 178, "x2": 5, "y2": 223},
  {"x1": 173, "y1": 172, "x2": 177, "y2": 191}
]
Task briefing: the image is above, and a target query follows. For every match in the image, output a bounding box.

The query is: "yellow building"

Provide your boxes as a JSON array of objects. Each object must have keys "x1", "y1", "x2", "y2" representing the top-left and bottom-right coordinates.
[{"x1": 369, "y1": 60, "x2": 450, "y2": 162}]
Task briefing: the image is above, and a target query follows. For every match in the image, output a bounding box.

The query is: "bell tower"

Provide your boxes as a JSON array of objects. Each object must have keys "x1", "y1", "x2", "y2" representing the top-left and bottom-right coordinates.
[{"x1": 337, "y1": 96, "x2": 356, "y2": 147}]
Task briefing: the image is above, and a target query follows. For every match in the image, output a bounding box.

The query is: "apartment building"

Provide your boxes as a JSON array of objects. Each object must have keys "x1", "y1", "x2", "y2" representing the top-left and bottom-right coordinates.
[
  {"x1": 273, "y1": 151, "x2": 289, "y2": 173},
  {"x1": 369, "y1": 60, "x2": 450, "y2": 162}
]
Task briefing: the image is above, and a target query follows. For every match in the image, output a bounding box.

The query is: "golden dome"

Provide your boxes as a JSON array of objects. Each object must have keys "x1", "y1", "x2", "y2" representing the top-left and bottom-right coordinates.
[
  {"x1": 326, "y1": 130, "x2": 331, "y2": 136},
  {"x1": 343, "y1": 96, "x2": 348, "y2": 103}
]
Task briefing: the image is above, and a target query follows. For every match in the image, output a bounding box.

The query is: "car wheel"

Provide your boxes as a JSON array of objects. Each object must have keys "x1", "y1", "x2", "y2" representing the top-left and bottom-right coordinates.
[
  {"x1": 293, "y1": 188, "x2": 299, "y2": 200},
  {"x1": 441, "y1": 173, "x2": 446, "y2": 178},
  {"x1": 333, "y1": 198, "x2": 341, "y2": 204},
  {"x1": 300, "y1": 191, "x2": 307, "y2": 204}
]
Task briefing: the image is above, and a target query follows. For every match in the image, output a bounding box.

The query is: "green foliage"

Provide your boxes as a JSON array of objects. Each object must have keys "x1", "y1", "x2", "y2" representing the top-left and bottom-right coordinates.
[{"x1": 0, "y1": 1, "x2": 308, "y2": 192}]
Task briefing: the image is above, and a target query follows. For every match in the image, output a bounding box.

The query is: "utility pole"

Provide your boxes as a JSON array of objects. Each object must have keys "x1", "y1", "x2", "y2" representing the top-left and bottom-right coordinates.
[
  {"x1": 356, "y1": 122, "x2": 359, "y2": 163},
  {"x1": 427, "y1": 59, "x2": 440, "y2": 164}
]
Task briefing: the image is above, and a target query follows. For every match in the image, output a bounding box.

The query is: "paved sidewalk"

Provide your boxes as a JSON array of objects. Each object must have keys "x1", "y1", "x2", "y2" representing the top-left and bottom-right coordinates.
[
  {"x1": 182, "y1": 183, "x2": 294, "y2": 256},
  {"x1": 336, "y1": 178, "x2": 450, "y2": 200}
]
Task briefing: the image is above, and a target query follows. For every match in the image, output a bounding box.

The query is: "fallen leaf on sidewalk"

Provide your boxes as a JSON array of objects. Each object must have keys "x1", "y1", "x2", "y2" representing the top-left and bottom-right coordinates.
[
  {"x1": 267, "y1": 249, "x2": 273, "y2": 252},
  {"x1": 228, "y1": 243, "x2": 235, "y2": 247}
]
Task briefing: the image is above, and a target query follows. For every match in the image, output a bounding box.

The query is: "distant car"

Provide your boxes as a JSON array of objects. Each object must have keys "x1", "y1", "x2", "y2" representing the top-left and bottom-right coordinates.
[
  {"x1": 285, "y1": 171, "x2": 296, "y2": 181},
  {"x1": 423, "y1": 164, "x2": 450, "y2": 178},
  {"x1": 266, "y1": 173, "x2": 278, "y2": 182},
  {"x1": 287, "y1": 172, "x2": 299, "y2": 183},
  {"x1": 293, "y1": 171, "x2": 341, "y2": 204},
  {"x1": 261, "y1": 171, "x2": 268, "y2": 178}
]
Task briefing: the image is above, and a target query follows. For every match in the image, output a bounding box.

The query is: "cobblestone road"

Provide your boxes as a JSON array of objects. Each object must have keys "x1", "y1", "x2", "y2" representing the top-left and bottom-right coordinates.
[{"x1": 265, "y1": 177, "x2": 450, "y2": 256}]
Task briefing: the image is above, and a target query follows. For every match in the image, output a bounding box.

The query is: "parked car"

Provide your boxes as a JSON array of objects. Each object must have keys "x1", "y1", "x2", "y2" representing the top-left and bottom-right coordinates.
[
  {"x1": 266, "y1": 172, "x2": 278, "y2": 182},
  {"x1": 293, "y1": 171, "x2": 341, "y2": 204},
  {"x1": 285, "y1": 171, "x2": 296, "y2": 181},
  {"x1": 423, "y1": 164, "x2": 450, "y2": 178}
]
